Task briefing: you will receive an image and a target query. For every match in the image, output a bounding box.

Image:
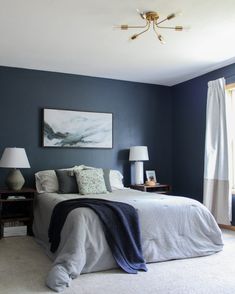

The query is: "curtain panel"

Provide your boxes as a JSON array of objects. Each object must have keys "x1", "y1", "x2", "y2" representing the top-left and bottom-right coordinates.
[
  {"x1": 203, "y1": 77, "x2": 232, "y2": 225},
  {"x1": 230, "y1": 89, "x2": 235, "y2": 191}
]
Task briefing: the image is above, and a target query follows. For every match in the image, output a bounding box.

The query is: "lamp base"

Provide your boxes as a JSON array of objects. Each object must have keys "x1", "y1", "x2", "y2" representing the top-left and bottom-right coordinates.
[
  {"x1": 134, "y1": 161, "x2": 144, "y2": 185},
  {"x1": 5, "y1": 169, "x2": 25, "y2": 191}
]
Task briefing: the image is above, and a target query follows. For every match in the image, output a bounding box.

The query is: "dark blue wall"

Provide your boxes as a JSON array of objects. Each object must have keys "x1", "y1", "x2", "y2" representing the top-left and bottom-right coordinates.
[
  {"x1": 172, "y1": 63, "x2": 235, "y2": 202},
  {"x1": 0, "y1": 66, "x2": 172, "y2": 187},
  {"x1": 2, "y1": 62, "x2": 235, "y2": 198}
]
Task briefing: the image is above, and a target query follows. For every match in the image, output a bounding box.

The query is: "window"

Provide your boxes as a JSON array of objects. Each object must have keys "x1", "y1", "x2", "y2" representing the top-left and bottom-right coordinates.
[{"x1": 226, "y1": 85, "x2": 235, "y2": 192}]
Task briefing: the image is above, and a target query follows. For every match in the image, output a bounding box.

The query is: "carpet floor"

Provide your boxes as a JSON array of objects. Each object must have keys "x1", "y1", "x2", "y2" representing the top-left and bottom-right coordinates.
[{"x1": 0, "y1": 230, "x2": 234, "y2": 294}]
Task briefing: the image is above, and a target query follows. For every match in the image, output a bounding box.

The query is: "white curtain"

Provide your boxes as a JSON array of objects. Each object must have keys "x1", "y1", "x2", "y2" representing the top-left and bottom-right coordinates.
[
  {"x1": 230, "y1": 90, "x2": 235, "y2": 191},
  {"x1": 203, "y1": 77, "x2": 232, "y2": 225}
]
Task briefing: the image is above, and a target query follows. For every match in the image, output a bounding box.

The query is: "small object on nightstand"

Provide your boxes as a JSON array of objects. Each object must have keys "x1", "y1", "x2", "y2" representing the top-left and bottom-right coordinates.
[
  {"x1": 7, "y1": 195, "x2": 26, "y2": 200},
  {"x1": 145, "y1": 180, "x2": 157, "y2": 186},
  {"x1": 145, "y1": 170, "x2": 157, "y2": 183}
]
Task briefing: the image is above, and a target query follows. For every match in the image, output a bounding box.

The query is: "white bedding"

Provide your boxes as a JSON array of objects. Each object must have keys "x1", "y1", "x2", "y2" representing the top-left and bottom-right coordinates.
[{"x1": 33, "y1": 189, "x2": 223, "y2": 292}]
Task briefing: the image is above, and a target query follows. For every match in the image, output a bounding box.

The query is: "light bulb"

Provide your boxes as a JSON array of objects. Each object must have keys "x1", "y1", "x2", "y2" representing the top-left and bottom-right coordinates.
[
  {"x1": 158, "y1": 35, "x2": 166, "y2": 44},
  {"x1": 112, "y1": 25, "x2": 129, "y2": 30},
  {"x1": 167, "y1": 11, "x2": 182, "y2": 20},
  {"x1": 131, "y1": 34, "x2": 138, "y2": 40},
  {"x1": 121, "y1": 25, "x2": 129, "y2": 30},
  {"x1": 175, "y1": 26, "x2": 183, "y2": 31},
  {"x1": 136, "y1": 8, "x2": 146, "y2": 19}
]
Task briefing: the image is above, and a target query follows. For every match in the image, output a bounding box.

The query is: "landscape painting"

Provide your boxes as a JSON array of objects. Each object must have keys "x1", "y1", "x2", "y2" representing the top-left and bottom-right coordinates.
[{"x1": 43, "y1": 108, "x2": 113, "y2": 148}]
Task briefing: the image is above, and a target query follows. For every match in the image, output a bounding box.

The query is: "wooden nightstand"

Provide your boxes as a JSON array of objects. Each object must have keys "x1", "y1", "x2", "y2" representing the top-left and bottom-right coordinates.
[
  {"x1": 130, "y1": 184, "x2": 171, "y2": 194},
  {"x1": 0, "y1": 188, "x2": 36, "y2": 238}
]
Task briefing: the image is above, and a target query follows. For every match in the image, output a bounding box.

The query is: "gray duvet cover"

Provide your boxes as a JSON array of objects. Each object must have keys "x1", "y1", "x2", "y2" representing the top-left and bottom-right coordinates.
[{"x1": 33, "y1": 189, "x2": 223, "y2": 292}]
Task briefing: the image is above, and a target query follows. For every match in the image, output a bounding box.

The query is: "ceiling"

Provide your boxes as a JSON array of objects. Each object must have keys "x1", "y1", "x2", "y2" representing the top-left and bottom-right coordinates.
[{"x1": 0, "y1": 0, "x2": 235, "y2": 86}]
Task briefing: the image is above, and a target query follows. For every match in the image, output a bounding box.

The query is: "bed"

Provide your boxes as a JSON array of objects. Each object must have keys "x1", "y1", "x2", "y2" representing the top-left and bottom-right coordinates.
[{"x1": 33, "y1": 188, "x2": 223, "y2": 292}]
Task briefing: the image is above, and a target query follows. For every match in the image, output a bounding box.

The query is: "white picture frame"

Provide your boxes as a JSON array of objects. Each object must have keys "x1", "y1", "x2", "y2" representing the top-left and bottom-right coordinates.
[
  {"x1": 43, "y1": 108, "x2": 113, "y2": 148},
  {"x1": 146, "y1": 170, "x2": 157, "y2": 182}
]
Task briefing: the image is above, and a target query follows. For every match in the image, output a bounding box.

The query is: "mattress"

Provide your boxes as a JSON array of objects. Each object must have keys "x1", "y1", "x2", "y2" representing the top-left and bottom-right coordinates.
[{"x1": 33, "y1": 189, "x2": 223, "y2": 292}]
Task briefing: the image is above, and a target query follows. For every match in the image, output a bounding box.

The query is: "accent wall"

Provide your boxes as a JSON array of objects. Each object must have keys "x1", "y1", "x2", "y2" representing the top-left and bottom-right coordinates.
[{"x1": 0, "y1": 66, "x2": 172, "y2": 187}]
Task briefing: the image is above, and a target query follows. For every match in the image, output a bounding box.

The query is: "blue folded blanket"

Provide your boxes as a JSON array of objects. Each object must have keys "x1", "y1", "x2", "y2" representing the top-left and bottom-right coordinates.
[{"x1": 48, "y1": 198, "x2": 147, "y2": 274}]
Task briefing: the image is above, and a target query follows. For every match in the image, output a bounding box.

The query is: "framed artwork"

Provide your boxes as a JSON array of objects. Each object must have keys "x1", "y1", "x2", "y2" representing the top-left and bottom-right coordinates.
[
  {"x1": 43, "y1": 108, "x2": 113, "y2": 148},
  {"x1": 146, "y1": 170, "x2": 157, "y2": 182}
]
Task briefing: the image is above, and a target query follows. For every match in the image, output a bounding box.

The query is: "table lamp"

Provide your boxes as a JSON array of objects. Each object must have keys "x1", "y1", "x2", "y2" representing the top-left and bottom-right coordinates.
[
  {"x1": 129, "y1": 146, "x2": 149, "y2": 184},
  {"x1": 0, "y1": 147, "x2": 30, "y2": 191}
]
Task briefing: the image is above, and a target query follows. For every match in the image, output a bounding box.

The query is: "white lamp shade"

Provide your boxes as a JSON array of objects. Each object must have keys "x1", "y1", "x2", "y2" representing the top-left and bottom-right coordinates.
[
  {"x1": 0, "y1": 147, "x2": 30, "y2": 168},
  {"x1": 129, "y1": 146, "x2": 149, "y2": 161}
]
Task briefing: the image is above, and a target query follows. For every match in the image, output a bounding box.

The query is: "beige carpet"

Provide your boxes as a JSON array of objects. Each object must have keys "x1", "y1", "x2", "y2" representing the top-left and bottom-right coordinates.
[{"x1": 0, "y1": 230, "x2": 235, "y2": 294}]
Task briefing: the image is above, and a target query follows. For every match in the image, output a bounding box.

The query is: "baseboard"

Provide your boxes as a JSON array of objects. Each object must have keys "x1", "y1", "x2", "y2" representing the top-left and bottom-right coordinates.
[{"x1": 219, "y1": 224, "x2": 235, "y2": 231}]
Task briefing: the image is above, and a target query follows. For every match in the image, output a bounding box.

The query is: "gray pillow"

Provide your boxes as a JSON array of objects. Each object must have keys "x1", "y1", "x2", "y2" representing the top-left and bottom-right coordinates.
[
  {"x1": 55, "y1": 170, "x2": 79, "y2": 194},
  {"x1": 103, "y1": 168, "x2": 112, "y2": 192}
]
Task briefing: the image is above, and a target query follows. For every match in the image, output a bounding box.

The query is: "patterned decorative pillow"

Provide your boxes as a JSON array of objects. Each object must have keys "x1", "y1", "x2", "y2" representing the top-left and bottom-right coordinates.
[{"x1": 75, "y1": 168, "x2": 107, "y2": 195}]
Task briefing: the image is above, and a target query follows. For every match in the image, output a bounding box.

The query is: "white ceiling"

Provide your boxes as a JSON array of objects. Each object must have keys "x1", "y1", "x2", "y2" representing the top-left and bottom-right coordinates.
[{"x1": 0, "y1": 0, "x2": 235, "y2": 86}]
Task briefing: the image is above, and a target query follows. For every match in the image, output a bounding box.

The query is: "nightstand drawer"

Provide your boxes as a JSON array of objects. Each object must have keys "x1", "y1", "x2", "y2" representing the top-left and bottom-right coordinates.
[{"x1": 1, "y1": 200, "x2": 33, "y2": 219}]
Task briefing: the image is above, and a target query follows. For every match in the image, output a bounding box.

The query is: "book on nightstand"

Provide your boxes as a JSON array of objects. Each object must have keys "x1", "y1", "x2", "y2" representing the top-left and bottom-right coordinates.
[
  {"x1": 7, "y1": 195, "x2": 26, "y2": 200},
  {"x1": 3, "y1": 221, "x2": 27, "y2": 237}
]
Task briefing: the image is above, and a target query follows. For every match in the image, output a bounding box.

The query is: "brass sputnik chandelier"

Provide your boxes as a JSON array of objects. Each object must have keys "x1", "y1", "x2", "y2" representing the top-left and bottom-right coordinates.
[{"x1": 116, "y1": 10, "x2": 185, "y2": 44}]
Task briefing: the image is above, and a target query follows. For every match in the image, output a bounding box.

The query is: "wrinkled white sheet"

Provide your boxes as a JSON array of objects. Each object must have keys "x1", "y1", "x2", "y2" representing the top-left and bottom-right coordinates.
[{"x1": 33, "y1": 189, "x2": 223, "y2": 292}]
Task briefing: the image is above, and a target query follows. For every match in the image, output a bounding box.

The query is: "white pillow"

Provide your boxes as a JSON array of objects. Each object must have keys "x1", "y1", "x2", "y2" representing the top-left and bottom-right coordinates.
[
  {"x1": 109, "y1": 170, "x2": 124, "y2": 190},
  {"x1": 35, "y1": 167, "x2": 75, "y2": 193}
]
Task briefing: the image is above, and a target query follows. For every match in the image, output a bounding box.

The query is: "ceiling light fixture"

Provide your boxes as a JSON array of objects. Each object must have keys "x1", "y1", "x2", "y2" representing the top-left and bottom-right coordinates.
[{"x1": 115, "y1": 10, "x2": 186, "y2": 44}]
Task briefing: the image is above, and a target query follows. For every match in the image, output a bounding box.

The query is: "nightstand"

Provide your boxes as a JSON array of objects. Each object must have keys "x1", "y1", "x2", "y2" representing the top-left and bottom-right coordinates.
[
  {"x1": 0, "y1": 188, "x2": 36, "y2": 238},
  {"x1": 130, "y1": 184, "x2": 171, "y2": 194}
]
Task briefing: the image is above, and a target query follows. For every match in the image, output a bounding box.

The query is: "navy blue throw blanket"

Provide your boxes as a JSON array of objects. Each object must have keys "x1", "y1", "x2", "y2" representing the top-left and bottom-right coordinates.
[{"x1": 48, "y1": 198, "x2": 147, "y2": 274}]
